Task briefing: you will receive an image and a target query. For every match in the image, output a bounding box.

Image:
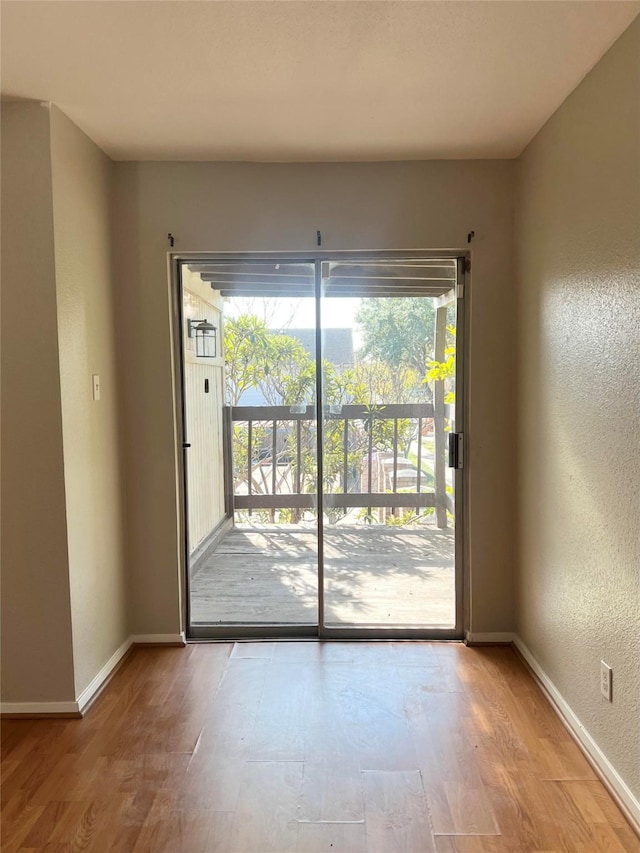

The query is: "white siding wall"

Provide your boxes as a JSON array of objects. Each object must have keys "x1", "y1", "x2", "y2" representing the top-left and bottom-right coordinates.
[{"x1": 183, "y1": 270, "x2": 226, "y2": 553}]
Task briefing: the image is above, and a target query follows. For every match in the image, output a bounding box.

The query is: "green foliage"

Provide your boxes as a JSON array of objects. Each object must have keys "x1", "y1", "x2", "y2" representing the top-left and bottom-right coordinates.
[
  {"x1": 277, "y1": 508, "x2": 296, "y2": 524},
  {"x1": 406, "y1": 450, "x2": 435, "y2": 489},
  {"x1": 225, "y1": 317, "x2": 331, "y2": 408},
  {"x1": 356, "y1": 298, "x2": 436, "y2": 377},
  {"x1": 224, "y1": 320, "x2": 319, "y2": 520},
  {"x1": 334, "y1": 361, "x2": 420, "y2": 458},
  {"x1": 224, "y1": 315, "x2": 272, "y2": 406},
  {"x1": 259, "y1": 334, "x2": 316, "y2": 406},
  {"x1": 425, "y1": 353, "x2": 454, "y2": 383},
  {"x1": 424, "y1": 324, "x2": 456, "y2": 404},
  {"x1": 356, "y1": 508, "x2": 377, "y2": 525},
  {"x1": 341, "y1": 360, "x2": 421, "y2": 405},
  {"x1": 385, "y1": 510, "x2": 420, "y2": 527},
  {"x1": 226, "y1": 304, "x2": 453, "y2": 526}
]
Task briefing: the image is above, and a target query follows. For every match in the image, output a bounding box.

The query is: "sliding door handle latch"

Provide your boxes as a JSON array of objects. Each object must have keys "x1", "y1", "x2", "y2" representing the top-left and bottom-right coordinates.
[{"x1": 447, "y1": 433, "x2": 463, "y2": 469}]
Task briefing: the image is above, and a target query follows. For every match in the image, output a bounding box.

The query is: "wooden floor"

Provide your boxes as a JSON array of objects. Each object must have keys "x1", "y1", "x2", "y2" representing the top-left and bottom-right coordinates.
[
  {"x1": 191, "y1": 525, "x2": 455, "y2": 626},
  {"x1": 2, "y1": 643, "x2": 638, "y2": 852}
]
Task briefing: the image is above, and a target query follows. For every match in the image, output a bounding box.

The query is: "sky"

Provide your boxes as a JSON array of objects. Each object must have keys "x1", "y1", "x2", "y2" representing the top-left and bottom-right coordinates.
[{"x1": 224, "y1": 296, "x2": 365, "y2": 347}]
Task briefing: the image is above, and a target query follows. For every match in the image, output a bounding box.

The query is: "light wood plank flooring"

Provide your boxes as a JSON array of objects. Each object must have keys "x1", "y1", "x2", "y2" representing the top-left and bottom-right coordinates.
[
  {"x1": 2, "y1": 643, "x2": 638, "y2": 852},
  {"x1": 191, "y1": 525, "x2": 455, "y2": 626}
]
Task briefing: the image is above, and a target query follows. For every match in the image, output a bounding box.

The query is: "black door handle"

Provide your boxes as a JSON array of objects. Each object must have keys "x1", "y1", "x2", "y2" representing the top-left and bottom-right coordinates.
[
  {"x1": 448, "y1": 433, "x2": 457, "y2": 468},
  {"x1": 448, "y1": 433, "x2": 463, "y2": 468},
  {"x1": 183, "y1": 442, "x2": 191, "y2": 449}
]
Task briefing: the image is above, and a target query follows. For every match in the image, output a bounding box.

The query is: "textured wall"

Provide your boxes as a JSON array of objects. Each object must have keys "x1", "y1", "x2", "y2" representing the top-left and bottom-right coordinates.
[
  {"x1": 50, "y1": 107, "x2": 129, "y2": 697},
  {"x1": 516, "y1": 18, "x2": 640, "y2": 798},
  {"x1": 0, "y1": 102, "x2": 76, "y2": 703},
  {"x1": 112, "y1": 159, "x2": 516, "y2": 636}
]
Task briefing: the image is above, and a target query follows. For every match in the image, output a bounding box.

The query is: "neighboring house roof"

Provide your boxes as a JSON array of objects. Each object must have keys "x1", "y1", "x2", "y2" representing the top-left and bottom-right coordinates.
[
  {"x1": 274, "y1": 328, "x2": 354, "y2": 367},
  {"x1": 237, "y1": 387, "x2": 270, "y2": 407},
  {"x1": 235, "y1": 327, "x2": 354, "y2": 406}
]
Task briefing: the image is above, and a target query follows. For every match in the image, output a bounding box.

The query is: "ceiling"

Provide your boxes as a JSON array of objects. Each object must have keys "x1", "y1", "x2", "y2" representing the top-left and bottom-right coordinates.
[{"x1": 1, "y1": 1, "x2": 638, "y2": 162}]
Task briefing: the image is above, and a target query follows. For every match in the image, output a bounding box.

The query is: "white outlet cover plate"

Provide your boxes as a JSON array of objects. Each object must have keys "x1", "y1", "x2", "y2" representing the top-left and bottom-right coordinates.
[{"x1": 600, "y1": 660, "x2": 612, "y2": 701}]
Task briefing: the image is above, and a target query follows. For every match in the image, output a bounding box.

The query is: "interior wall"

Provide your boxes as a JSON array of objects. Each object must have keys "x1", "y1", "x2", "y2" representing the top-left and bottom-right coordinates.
[
  {"x1": 515, "y1": 16, "x2": 640, "y2": 799},
  {"x1": 0, "y1": 101, "x2": 76, "y2": 703},
  {"x1": 49, "y1": 107, "x2": 129, "y2": 697},
  {"x1": 112, "y1": 159, "x2": 516, "y2": 636}
]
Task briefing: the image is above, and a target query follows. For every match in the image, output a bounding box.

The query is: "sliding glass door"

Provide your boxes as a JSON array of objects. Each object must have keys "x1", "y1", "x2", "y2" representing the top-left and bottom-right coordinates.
[
  {"x1": 181, "y1": 260, "x2": 319, "y2": 634},
  {"x1": 319, "y1": 260, "x2": 460, "y2": 633},
  {"x1": 180, "y1": 254, "x2": 464, "y2": 639}
]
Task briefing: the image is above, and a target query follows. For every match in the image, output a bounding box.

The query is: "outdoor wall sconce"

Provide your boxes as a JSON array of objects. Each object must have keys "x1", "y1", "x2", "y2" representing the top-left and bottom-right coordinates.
[{"x1": 188, "y1": 318, "x2": 217, "y2": 358}]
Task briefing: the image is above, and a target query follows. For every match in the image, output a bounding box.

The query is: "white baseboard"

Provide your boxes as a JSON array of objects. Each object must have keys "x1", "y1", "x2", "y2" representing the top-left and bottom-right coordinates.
[
  {"x1": 513, "y1": 635, "x2": 640, "y2": 831},
  {"x1": 76, "y1": 633, "x2": 186, "y2": 711},
  {"x1": 465, "y1": 631, "x2": 515, "y2": 644},
  {"x1": 2, "y1": 632, "x2": 186, "y2": 718},
  {"x1": 0, "y1": 700, "x2": 80, "y2": 715},
  {"x1": 131, "y1": 632, "x2": 186, "y2": 645},
  {"x1": 76, "y1": 635, "x2": 133, "y2": 714}
]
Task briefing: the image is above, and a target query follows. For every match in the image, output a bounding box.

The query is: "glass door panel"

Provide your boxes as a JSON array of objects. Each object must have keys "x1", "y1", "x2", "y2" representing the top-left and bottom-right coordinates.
[
  {"x1": 181, "y1": 254, "x2": 463, "y2": 639},
  {"x1": 183, "y1": 260, "x2": 318, "y2": 632},
  {"x1": 320, "y1": 259, "x2": 459, "y2": 630}
]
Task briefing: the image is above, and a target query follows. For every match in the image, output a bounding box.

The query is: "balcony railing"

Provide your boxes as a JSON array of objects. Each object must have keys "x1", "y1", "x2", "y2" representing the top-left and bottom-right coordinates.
[{"x1": 224, "y1": 402, "x2": 453, "y2": 527}]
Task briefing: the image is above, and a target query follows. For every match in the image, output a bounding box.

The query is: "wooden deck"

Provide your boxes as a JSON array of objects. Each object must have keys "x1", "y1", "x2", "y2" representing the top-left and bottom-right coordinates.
[{"x1": 190, "y1": 524, "x2": 455, "y2": 626}]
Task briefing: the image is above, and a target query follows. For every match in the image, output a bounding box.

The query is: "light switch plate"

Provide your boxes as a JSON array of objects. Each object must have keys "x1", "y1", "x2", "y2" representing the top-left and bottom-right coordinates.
[{"x1": 92, "y1": 374, "x2": 101, "y2": 401}]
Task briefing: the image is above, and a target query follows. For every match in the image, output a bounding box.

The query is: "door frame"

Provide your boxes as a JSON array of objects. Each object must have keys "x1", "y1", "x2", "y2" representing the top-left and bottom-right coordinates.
[{"x1": 171, "y1": 250, "x2": 469, "y2": 641}]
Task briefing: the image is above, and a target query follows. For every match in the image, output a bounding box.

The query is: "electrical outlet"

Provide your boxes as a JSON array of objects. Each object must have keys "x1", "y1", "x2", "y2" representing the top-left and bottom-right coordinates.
[{"x1": 600, "y1": 661, "x2": 612, "y2": 702}]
